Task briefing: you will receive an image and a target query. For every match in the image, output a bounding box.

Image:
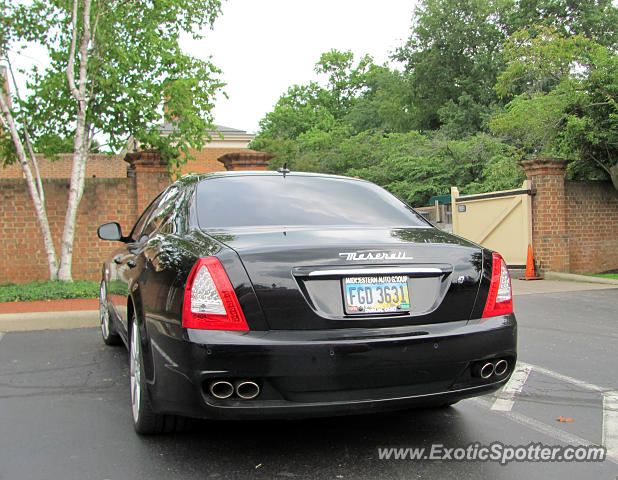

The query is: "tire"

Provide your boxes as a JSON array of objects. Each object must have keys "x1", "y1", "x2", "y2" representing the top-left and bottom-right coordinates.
[
  {"x1": 129, "y1": 317, "x2": 186, "y2": 435},
  {"x1": 100, "y1": 281, "x2": 121, "y2": 346}
]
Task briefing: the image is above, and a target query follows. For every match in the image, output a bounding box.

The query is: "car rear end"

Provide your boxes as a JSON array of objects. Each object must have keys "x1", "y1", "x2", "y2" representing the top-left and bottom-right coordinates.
[{"x1": 148, "y1": 173, "x2": 517, "y2": 420}]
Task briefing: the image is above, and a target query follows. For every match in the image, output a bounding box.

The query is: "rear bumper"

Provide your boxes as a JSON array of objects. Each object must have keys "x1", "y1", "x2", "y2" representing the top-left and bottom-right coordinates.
[{"x1": 146, "y1": 314, "x2": 517, "y2": 420}]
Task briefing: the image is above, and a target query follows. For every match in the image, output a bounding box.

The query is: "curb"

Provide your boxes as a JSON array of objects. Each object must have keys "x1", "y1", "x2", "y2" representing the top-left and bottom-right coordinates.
[
  {"x1": 0, "y1": 310, "x2": 99, "y2": 332},
  {"x1": 545, "y1": 271, "x2": 618, "y2": 285}
]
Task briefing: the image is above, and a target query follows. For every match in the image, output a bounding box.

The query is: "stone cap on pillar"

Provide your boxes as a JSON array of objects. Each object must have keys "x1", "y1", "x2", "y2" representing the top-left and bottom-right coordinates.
[
  {"x1": 519, "y1": 156, "x2": 568, "y2": 177},
  {"x1": 124, "y1": 150, "x2": 168, "y2": 175},
  {"x1": 218, "y1": 151, "x2": 275, "y2": 171}
]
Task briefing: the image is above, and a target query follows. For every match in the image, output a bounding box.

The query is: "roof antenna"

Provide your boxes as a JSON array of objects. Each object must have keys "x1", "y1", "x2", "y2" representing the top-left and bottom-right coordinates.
[{"x1": 277, "y1": 162, "x2": 290, "y2": 177}]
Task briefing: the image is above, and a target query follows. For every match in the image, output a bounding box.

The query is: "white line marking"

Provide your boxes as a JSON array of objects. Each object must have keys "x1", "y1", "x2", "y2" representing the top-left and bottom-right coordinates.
[
  {"x1": 479, "y1": 361, "x2": 618, "y2": 463},
  {"x1": 491, "y1": 364, "x2": 531, "y2": 411},
  {"x1": 0, "y1": 332, "x2": 4, "y2": 343},
  {"x1": 474, "y1": 397, "x2": 617, "y2": 464},
  {"x1": 602, "y1": 391, "x2": 618, "y2": 462},
  {"x1": 518, "y1": 362, "x2": 607, "y2": 393}
]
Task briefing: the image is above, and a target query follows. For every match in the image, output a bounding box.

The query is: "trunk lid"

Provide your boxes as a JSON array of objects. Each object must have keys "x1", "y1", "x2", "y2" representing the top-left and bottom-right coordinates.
[{"x1": 207, "y1": 226, "x2": 484, "y2": 330}]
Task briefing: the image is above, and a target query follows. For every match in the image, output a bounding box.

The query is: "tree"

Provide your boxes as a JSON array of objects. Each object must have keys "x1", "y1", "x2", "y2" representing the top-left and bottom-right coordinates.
[
  {"x1": 393, "y1": 0, "x2": 507, "y2": 135},
  {"x1": 342, "y1": 132, "x2": 523, "y2": 205},
  {"x1": 490, "y1": 28, "x2": 618, "y2": 189},
  {"x1": 0, "y1": 0, "x2": 224, "y2": 280},
  {"x1": 393, "y1": 0, "x2": 618, "y2": 137},
  {"x1": 499, "y1": 0, "x2": 618, "y2": 48},
  {"x1": 344, "y1": 67, "x2": 416, "y2": 133},
  {"x1": 251, "y1": 46, "x2": 524, "y2": 204},
  {"x1": 251, "y1": 50, "x2": 378, "y2": 170}
]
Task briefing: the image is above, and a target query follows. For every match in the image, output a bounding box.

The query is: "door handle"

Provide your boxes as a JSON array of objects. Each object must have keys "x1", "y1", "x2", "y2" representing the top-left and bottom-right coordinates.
[
  {"x1": 127, "y1": 260, "x2": 136, "y2": 268},
  {"x1": 113, "y1": 257, "x2": 123, "y2": 264}
]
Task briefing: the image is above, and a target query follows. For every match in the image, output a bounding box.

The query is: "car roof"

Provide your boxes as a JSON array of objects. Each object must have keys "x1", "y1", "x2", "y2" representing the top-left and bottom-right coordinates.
[{"x1": 174, "y1": 170, "x2": 370, "y2": 187}]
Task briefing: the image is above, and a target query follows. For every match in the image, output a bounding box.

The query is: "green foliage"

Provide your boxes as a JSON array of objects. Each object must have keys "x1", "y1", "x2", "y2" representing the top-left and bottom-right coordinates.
[
  {"x1": 490, "y1": 87, "x2": 571, "y2": 155},
  {"x1": 345, "y1": 133, "x2": 524, "y2": 205},
  {"x1": 491, "y1": 28, "x2": 618, "y2": 185},
  {"x1": 251, "y1": 0, "x2": 618, "y2": 199},
  {"x1": 0, "y1": 280, "x2": 100, "y2": 302},
  {"x1": 345, "y1": 67, "x2": 416, "y2": 133},
  {"x1": 394, "y1": 0, "x2": 507, "y2": 134},
  {"x1": 394, "y1": 0, "x2": 618, "y2": 136},
  {"x1": 499, "y1": 0, "x2": 618, "y2": 48},
  {"x1": 251, "y1": 46, "x2": 526, "y2": 205},
  {"x1": 584, "y1": 273, "x2": 618, "y2": 280}
]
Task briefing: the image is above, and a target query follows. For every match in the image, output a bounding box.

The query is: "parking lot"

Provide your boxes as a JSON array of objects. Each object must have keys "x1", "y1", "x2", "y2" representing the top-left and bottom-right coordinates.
[{"x1": 0, "y1": 286, "x2": 616, "y2": 479}]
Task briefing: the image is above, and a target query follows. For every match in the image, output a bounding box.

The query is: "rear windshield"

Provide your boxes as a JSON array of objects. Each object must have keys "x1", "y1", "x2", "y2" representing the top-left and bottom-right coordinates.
[{"x1": 195, "y1": 175, "x2": 428, "y2": 229}]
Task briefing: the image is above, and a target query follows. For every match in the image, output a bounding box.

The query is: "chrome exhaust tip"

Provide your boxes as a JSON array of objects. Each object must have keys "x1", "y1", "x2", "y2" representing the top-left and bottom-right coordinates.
[
  {"x1": 209, "y1": 380, "x2": 234, "y2": 399},
  {"x1": 480, "y1": 362, "x2": 495, "y2": 379},
  {"x1": 235, "y1": 380, "x2": 260, "y2": 400},
  {"x1": 494, "y1": 359, "x2": 508, "y2": 376}
]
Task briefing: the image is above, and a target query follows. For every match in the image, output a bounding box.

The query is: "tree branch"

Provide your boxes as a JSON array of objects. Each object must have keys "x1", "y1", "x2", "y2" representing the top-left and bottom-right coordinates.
[
  {"x1": 66, "y1": 0, "x2": 80, "y2": 100},
  {"x1": 0, "y1": 88, "x2": 59, "y2": 278},
  {"x1": 6, "y1": 59, "x2": 45, "y2": 202},
  {"x1": 586, "y1": 151, "x2": 612, "y2": 175}
]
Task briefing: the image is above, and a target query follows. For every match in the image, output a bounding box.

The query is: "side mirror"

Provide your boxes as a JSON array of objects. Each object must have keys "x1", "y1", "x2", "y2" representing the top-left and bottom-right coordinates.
[{"x1": 97, "y1": 222, "x2": 124, "y2": 242}]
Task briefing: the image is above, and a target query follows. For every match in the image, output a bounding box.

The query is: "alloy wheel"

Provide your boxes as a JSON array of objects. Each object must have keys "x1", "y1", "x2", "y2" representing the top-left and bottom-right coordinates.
[
  {"x1": 130, "y1": 320, "x2": 141, "y2": 422},
  {"x1": 99, "y1": 282, "x2": 110, "y2": 338}
]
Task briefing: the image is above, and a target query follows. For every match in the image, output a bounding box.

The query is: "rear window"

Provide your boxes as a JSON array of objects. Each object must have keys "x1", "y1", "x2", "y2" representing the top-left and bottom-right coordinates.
[{"x1": 195, "y1": 175, "x2": 428, "y2": 228}]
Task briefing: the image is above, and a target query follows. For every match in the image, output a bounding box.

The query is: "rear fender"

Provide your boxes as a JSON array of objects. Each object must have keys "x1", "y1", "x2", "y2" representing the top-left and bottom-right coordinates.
[{"x1": 128, "y1": 287, "x2": 156, "y2": 384}]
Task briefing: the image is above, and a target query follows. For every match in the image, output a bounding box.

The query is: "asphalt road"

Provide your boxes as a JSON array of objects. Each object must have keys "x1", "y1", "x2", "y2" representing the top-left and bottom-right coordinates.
[{"x1": 0, "y1": 288, "x2": 616, "y2": 480}]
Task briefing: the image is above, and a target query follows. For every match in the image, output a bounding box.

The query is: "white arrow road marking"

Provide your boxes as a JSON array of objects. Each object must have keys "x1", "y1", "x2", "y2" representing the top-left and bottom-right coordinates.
[
  {"x1": 603, "y1": 391, "x2": 618, "y2": 462},
  {"x1": 491, "y1": 364, "x2": 532, "y2": 411}
]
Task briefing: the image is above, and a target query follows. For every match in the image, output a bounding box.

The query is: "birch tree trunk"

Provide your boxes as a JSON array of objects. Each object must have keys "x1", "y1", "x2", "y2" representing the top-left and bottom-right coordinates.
[
  {"x1": 0, "y1": 92, "x2": 59, "y2": 280},
  {"x1": 57, "y1": 0, "x2": 93, "y2": 281}
]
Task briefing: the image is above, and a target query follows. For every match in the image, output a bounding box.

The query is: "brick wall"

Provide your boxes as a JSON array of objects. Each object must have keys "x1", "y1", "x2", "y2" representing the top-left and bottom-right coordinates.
[
  {"x1": 0, "y1": 153, "x2": 126, "y2": 179},
  {"x1": 0, "y1": 178, "x2": 137, "y2": 283},
  {"x1": 178, "y1": 147, "x2": 260, "y2": 175},
  {"x1": 126, "y1": 150, "x2": 171, "y2": 213},
  {"x1": 0, "y1": 149, "x2": 274, "y2": 283},
  {"x1": 566, "y1": 181, "x2": 618, "y2": 273},
  {"x1": 521, "y1": 157, "x2": 618, "y2": 274},
  {"x1": 0, "y1": 147, "x2": 261, "y2": 180}
]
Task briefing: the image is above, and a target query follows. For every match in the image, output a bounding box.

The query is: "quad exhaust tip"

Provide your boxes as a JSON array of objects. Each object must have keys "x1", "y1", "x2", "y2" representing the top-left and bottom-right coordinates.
[
  {"x1": 235, "y1": 380, "x2": 260, "y2": 400},
  {"x1": 209, "y1": 380, "x2": 234, "y2": 399},
  {"x1": 472, "y1": 359, "x2": 509, "y2": 379},
  {"x1": 479, "y1": 362, "x2": 495, "y2": 379},
  {"x1": 208, "y1": 379, "x2": 260, "y2": 400},
  {"x1": 494, "y1": 359, "x2": 508, "y2": 376}
]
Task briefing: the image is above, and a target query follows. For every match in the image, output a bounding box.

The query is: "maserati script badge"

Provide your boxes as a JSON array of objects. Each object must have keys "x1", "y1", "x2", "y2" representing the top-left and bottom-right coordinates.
[{"x1": 338, "y1": 251, "x2": 414, "y2": 261}]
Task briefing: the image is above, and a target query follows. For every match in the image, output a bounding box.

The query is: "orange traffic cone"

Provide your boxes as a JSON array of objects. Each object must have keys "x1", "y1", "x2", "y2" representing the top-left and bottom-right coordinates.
[{"x1": 522, "y1": 244, "x2": 543, "y2": 280}]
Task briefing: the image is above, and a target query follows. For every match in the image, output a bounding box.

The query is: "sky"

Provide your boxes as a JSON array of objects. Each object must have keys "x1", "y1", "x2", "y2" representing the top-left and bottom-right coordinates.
[
  {"x1": 8, "y1": 0, "x2": 417, "y2": 136},
  {"x1": 188, "y1": 0, "x2": 417, "y2": 133}
]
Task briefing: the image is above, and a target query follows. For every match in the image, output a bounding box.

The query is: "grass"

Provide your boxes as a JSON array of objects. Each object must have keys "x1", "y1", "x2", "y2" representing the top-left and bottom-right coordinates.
[
  {"x1": 0, "y1": 280, "x2": 100, "y2": 303},
  {"x1": 584, "y1": 273, "x2": 618, "y2": 280}
]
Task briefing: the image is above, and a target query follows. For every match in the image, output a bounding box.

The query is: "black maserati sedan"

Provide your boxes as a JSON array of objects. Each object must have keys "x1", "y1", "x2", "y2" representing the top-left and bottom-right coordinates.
[{"x1": 97, "y1": 171, "x2": 516, "y2": 434}]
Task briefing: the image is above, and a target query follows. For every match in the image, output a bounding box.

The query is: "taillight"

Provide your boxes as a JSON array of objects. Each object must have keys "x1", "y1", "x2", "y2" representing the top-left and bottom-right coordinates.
[
  {"x1": 182, "y1": 257, "x2": 249, "y2": 331},
  {"x1": 482, "y1": 253, "x2": 513, "y2": 318}
]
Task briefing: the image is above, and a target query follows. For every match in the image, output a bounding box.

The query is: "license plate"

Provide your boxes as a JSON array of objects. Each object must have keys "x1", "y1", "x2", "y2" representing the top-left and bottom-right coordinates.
[{"x1": 343, "y1": 275, "x2": 410, "y2": 314}]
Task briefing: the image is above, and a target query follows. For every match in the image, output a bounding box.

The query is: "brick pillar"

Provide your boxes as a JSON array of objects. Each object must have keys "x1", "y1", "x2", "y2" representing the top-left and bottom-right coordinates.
[
  {"x1": 519, "y1": 156, "x2": 569, "y2": 272},
  {"x1": 124, "y1": 150, "x2": 170, "y2": 213},
  {"x1": 218, "y1": 151, "x2": 275, "y2": 171}
]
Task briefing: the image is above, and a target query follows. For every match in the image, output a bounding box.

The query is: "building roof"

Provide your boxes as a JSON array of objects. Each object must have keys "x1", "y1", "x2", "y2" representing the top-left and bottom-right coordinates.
[{"x1": 159, "y1": 122, "x2": 254, "y2": 139}]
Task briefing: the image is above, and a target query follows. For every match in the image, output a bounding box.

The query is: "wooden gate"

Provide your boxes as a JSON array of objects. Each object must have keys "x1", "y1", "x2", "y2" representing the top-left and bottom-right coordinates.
[{"x1": 451, "y1": 181, "x2": 533, "y2": 267}]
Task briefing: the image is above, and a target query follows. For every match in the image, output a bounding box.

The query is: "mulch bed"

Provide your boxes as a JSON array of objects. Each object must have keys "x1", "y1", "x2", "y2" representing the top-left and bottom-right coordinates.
[{"x1": 0, "y1": 298, "x2": 99, "y2": 314}]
